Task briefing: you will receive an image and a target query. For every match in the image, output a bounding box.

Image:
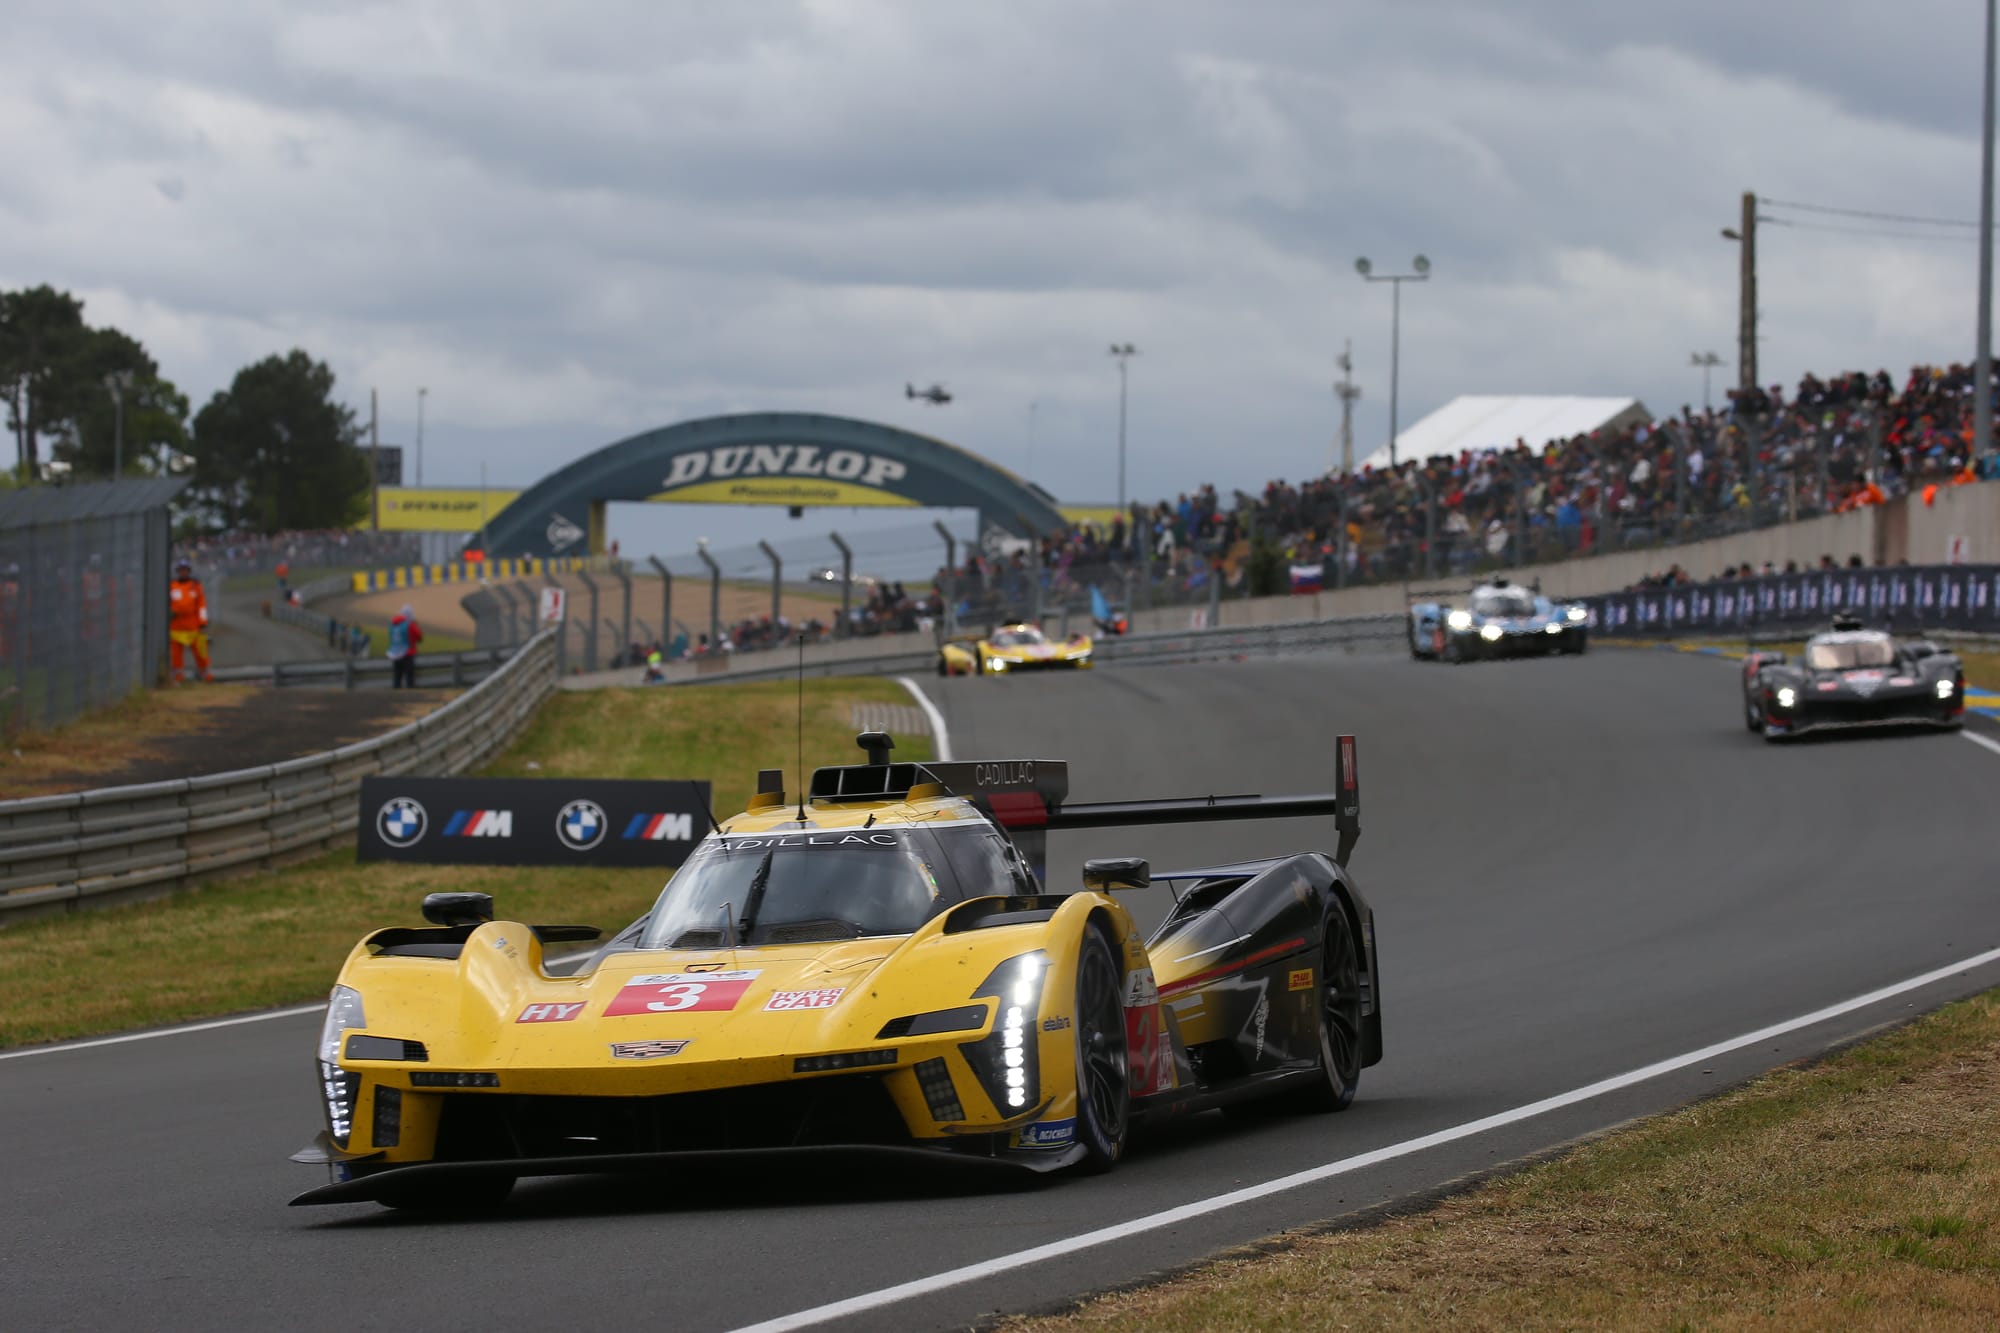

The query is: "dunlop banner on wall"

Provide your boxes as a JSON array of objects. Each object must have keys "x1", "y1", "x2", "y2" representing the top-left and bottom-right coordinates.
[
  {"x1": 1580, "y1": 564, "x2": 2000, "y2": 637},
  {"x1": 357, "y1": 777, "x2": 713, "y2": 867}
]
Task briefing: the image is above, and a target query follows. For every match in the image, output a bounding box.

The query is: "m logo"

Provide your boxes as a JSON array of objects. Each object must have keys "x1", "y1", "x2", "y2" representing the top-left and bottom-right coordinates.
[
  {"x1": 444, "y1": 810, "x2": 513, "y2": 838},
  {"x1": 376, "y1": 797, "x2": 427, "y2": 848},
  {"x1": 622, "y1": 813, "x2": 694, "y2": 842}
]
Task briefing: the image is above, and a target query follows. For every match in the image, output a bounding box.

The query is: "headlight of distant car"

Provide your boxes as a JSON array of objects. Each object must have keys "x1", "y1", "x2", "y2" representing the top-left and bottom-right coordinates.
[
  {"x1": 317, "y1": 985, "x2": 366, "y2": 1144},
  {"x1": 1479, "y1": 623, "x2": 1503, "y2": 642},
  {"x1": 1775, "y1": 686, "x2": 1797, "y2": 708},
  {"x1": 989, "y1": 658, "x2": 1008, "y2": 672},
  {"x1": 1544, "y1": 623, "x2": 1561, "y2": 634},
  {"x1": 1446, "y1": 610, "x2": 1473, "y2": 631},
  {"x1": 1937, "y1": 678, "x2": 1957, "y2": 699},
  {"x1": 1566, "y1": 607, "x2": 1587, "y2": 622}
]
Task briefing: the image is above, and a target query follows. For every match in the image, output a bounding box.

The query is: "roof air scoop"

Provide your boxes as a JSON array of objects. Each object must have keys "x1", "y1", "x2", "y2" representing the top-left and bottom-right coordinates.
[{"x1": 857, "y1": 731, "x2": 894, "y2": 766}]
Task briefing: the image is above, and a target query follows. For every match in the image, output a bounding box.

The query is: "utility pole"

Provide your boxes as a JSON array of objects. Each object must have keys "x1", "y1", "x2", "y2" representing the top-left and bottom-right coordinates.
[
  {"x1": 369, "y1": 388, "x2": 381, "y2": 530},
  {"x1": 416, "y1": 386, "x2": 428, "y2": 487},
  {"x1": 1026, "y1": 400, "x2": 1038, "y2": 483},
  {"x1": 103, "y1": 369, "x2": 134, "y2": 479},
  {"x1": 1334, "y1": 341, "x2": 1361, "y2": 476},
  {"x1": 1690, "y1": 351, "x2": 1723, "y2": 412},
  {"x1": 1355, "y1": 256, "x2": 1431, "y2": 468},
  {"x1": 1736, "y1": 192, "x2": 1758, "y2": 394},
  {"x1": 1109, "y1": 344, "x2": 1137, "y2": 516},
  {"x1": 1977, "y1": 0, "x2": 1996, "y2": 459}
]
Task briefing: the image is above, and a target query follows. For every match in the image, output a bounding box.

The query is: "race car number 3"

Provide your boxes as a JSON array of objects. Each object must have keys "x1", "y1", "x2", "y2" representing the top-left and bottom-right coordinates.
[{"x1": 604, "y1": 970, "x2": 761, "y2": 1016}]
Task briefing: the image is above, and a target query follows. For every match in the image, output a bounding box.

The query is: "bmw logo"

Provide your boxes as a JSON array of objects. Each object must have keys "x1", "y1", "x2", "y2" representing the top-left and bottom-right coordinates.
[
  {"x1": 377, "y1": 797, "x2": 428, "y2": 848},
  {"x1": 556, "y1": 798, "x2": 608, "y2": 852}
]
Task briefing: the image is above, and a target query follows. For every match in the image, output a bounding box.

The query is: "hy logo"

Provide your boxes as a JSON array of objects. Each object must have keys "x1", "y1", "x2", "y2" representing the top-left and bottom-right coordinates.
[
  {"x1": 376, "y1": 797, "x2": 427, "y2": 848},
  {"x1": 556, "y1": 799, "x2": 608, "y2": 851},
  {"x1": 622, "y1": 813, "x2": 695, "y2": 842},
  {"x1": 443, "y1": 810, "x2": 514, "y2": 838}
]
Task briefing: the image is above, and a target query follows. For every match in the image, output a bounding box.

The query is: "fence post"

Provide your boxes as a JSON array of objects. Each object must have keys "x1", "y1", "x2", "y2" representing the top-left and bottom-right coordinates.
[
  {"x1": 933, "y1": 521, "x2": 957, "y2": 638},
  {"x1": 646, "y1": 556, "x2": 672, "y2": 655},
  {"x1": 829, "y1": 531, "x2": 853, "y2": 637},
  {"x1": 758, "y1": 540, "x2": 782, "y2": 631},
  {"x1": 696, "y1": 543, "x2": 721, "y2": 651},
  {"x1": 614, "y1": 560, "x2": 632, "y2": 657},
  {"x1": 452, "y1": 651, "x2": 465, "y2": 688},
  {"x1": 577, "y1": 570, "x2": 600, "y2": 672},
  {"x1": 341, "y1": 657, "x2": 354, "y2": 690},
  {"x1": 489, "y1": 582, "x2": 518, "y2": 646}
]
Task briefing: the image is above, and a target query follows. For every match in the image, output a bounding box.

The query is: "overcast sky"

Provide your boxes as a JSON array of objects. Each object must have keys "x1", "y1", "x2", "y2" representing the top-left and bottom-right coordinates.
[{"x1": 5, "y1": 1, "x2": 1992, "y2": 558}]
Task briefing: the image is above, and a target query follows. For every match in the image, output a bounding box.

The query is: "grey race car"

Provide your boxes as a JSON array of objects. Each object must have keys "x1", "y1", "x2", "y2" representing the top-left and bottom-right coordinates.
[{"x1": 1742, "y1": 614, "x2": 1965, "y2": 740}]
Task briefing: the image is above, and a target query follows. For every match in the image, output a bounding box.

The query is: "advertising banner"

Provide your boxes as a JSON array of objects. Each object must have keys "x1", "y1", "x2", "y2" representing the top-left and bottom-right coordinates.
[
  {"x1": 1578, "y1": 564, "x2": 2000, "y2": 638},
  {"x1": 357, "y1": 777, "x2": 713, "y2": 867}
]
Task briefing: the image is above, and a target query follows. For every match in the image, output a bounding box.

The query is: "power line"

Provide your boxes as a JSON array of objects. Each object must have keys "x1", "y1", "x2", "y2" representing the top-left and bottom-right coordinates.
[
  {"x1": 1759, "y1": 215, "x2": 1979, "y2": 243},
  {"x1": 1761, "y1": 197, "x2": 1988, "y2": 229}
]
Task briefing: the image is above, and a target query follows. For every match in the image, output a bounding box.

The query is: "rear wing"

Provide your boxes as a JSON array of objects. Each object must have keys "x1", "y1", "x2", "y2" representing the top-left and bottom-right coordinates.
[{"x1": 809, "y1": 731, "x2": 1362, "y2": 880}]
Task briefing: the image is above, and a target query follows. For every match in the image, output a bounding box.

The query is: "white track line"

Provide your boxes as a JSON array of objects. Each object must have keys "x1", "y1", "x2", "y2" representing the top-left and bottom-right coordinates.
[
  {"x1": 0, "y1": 1002, "x2": 324, "y2": 1063},
  {"x1": 893, "y1": 676, "x2": 953, "y2": 761},
  {"x1": 1961, "y1": 728, "x2": 2000, "y2": 760},
  {"x1": 731, "y1": 941, "x2": 2000, "y2": 1333}
]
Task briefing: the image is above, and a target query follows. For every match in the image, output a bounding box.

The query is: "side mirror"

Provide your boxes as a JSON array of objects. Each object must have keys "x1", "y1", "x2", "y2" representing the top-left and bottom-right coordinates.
[
  {"x1": 423, "y1": 891, "x2": 494, "y2": 926},
  {"x1": 1082, "y1": 857, "x2": 1150, "y2": 891}
]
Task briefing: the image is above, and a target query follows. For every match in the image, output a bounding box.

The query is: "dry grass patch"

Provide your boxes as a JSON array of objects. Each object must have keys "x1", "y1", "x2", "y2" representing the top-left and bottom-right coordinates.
[
  {"x1": 1011, "y1": 993, "x2": 2000, "y2": 1332},
  {"x1": 0, "y1": 686, "x2": 259, "y2": 798},
  {"x1": 0, "y1": 677, "x2": 931, "y2": 1047}
]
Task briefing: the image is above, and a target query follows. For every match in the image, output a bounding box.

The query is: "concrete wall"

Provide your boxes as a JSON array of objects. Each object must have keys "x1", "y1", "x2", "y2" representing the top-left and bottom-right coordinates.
[{"x1": 1900, "y1": 481, "x2": 2000, "y2": 565}]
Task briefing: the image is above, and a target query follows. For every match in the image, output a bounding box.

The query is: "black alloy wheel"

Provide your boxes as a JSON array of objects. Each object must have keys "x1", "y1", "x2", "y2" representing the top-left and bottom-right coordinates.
[
  {"x1": 1290, "y1": 908, "x2": 1363, "y2": 1112},
  {"x1": 1072, "y1": 927, "x2": 1130, "y2": 1171}
]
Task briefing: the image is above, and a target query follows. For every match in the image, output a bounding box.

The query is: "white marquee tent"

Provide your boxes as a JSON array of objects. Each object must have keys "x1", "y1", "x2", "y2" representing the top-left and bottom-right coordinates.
[{"x1": 1353, "y1": 395, "x2": 1650, "y2": 473}]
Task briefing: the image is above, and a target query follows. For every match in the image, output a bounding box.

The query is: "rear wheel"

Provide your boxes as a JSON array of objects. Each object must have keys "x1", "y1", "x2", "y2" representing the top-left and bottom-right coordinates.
[
  {"x1": 1289, "y1": 908, "x2": 1363, "y2": 1112},
  {"x1": 1072, "y1": 927, "x2": 1130, "y2": 1172}
]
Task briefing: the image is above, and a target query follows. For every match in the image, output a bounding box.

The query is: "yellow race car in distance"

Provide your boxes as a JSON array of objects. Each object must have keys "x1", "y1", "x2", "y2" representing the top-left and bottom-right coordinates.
[
  {"x1": 938, "y1": 622, "x2": 1094, "y2": 676},
  {"x1": 292, "y1": 732, "x2": 1381, "y2": 1210}
]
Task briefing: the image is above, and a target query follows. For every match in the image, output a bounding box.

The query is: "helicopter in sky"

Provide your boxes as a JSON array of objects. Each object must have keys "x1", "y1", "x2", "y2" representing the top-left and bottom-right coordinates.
[{"x1": 905, "y1": 383, "x2": 952, "y2": 405}]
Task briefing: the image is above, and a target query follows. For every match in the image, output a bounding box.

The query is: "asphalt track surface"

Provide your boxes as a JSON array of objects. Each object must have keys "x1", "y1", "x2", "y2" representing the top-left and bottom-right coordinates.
[{"x1": 5, "y1": 648, "x2": 1999, "y2": 1331}]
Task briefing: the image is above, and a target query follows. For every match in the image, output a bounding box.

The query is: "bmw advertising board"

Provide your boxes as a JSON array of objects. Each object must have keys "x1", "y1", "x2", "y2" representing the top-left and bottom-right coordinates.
[{"x1": 357, "y1": 777, "x2": 713, "y2": 866}]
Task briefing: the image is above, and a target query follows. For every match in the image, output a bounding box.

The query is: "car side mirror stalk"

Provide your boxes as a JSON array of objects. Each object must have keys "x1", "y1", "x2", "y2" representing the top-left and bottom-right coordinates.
[{"x1": 422, "y1": 892, "x2": 494, "y2": 927}]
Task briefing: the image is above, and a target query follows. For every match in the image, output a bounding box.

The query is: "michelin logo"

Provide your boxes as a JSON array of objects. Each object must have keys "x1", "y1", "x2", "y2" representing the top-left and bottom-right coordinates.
[
  {"x1": 660, "y1": 445, "x2": 908, "y2": 491},
  {"x1": 1016, "y1": 1117, "x2": 1075, "y2": 1150}
]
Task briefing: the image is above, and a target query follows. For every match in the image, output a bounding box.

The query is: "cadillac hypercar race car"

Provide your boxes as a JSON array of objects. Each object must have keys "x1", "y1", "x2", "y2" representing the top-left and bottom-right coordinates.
[
  {"x1": 938, "y1": 622, "x2": 1095, "y2": 676},
  {"x1": 1408, "y1": 576, "x2": 1589, "y2": 662},
  {"x1": 292, "y1": 732, "x2": 1381, "y2": 1209},
  {"x1": 1742, "y1": 614, "x2": 1964, "y2": 740}
]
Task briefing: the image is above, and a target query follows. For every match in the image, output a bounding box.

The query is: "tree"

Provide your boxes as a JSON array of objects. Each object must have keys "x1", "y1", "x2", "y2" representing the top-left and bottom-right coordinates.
[
  {"x1": 190, "y1": 350, "x2": 370, "y2": 533},
  {"x1": 0, "y1": 286, "x2": 88, "y2": 475},
  {"x1": 47, "y1": 327, "x2": 190, "y2": 478}
]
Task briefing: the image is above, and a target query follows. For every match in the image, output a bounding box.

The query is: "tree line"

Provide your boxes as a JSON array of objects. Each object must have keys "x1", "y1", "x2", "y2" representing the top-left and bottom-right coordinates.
[{"x1": 0, "y1": 284, "x2": 371, "y2": 532}]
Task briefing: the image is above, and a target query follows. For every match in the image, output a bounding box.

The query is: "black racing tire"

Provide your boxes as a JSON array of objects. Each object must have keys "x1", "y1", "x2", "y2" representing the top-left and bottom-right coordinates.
[
  {"x1": 1407, "y1": 618, "x2": 1427, "y2": 661},
  {"x1": 1071, "y1": 926, "x2": 1130, "y2": 1173},
  {"x1": 375, "y1": 1172, "x2": 516, "y2": 1213},
  {"x1": 1444, "y1": 635, "x2": 1465, "y2": 665},
  {"x1": 1743, "y1": 692, "x2": 1763, "y2": 733},
  {"x1": 936, "y1": 656, "x2": 948, "y2": 678},
  {"x1": 1288, "y1": 907, "x2": 1363, "y2": 1113}
]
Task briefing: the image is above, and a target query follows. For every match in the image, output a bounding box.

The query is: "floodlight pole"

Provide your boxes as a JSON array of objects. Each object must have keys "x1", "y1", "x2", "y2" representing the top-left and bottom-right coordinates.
[
  {"x1": 1109, "y1": 343, "x2": 1137, "y2": 530},
  {"x1": 103, "y1": 370, "x2": 134, "y2": 479},
  {"x1": 1334, "y1": 342, "x2": 1360, "y2": 476},
  {"x1": 1977, "y1": 0, "x2": 1996, "y2": 460},
  {"x1": 1355, "y1": 257, "x2": 1431, "y2": 469},
  {"x1": 1690, "y1": 351, "x2": 1723, "y2": 413}
]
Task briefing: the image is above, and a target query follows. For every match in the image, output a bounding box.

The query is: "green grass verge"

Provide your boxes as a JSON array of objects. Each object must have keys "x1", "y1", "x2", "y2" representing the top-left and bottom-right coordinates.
[
  {"x1": 0, "y1": 676, "x2": 930, "y2": 1048},
  {"x1": 1011, "y1": 989, "x2": 2000, "y2": 1331}
]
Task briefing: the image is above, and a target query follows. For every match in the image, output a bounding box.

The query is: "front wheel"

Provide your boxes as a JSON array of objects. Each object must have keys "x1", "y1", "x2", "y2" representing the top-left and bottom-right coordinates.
[
  {"x1": 1071, "y1": 927, "x2": 1130, "y2": 1172},
  {"x1": 1289, "y1": 908, "x2": 1363, "y2": 1112},
  {"x1": 1743, "y1": 692, "x2": 1763, "y2": 733}
]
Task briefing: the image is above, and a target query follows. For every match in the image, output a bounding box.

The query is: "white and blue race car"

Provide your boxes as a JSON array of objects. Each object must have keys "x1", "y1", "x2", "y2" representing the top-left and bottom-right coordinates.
[{"x1": 1408, "y1": 577, "x2": 1589, "y2": 662}]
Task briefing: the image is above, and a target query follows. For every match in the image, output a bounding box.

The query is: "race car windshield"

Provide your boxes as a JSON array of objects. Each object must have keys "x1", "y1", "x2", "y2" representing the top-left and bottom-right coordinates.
[
  {"x1": 1805, "y1": 636, "x2": 1897, "y2": 670},
  {"x1": 989, "y1": 627, "x2": 1045, "y2": 647},
  {"x1": 1470, "y1": 588, "x2": 1537, "y2": 617},
  {"x1": 639, "y1": 832, "x2": 944, "y2": 948}
]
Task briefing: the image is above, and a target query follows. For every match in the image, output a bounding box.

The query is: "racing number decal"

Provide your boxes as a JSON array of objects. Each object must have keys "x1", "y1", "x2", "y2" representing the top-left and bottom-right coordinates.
[{"x1": 603, "y1": 970, "x2": 761, "y2": 1017}]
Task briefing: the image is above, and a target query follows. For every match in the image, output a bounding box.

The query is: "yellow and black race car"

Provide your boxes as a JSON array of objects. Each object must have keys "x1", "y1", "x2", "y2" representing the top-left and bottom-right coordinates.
[
  {"x1": 938, "y1": 622, "x2": 1094, "y2": 676},
  {"x1": 292, "y1": 732, "x2": 1383, "y2": 1209}
]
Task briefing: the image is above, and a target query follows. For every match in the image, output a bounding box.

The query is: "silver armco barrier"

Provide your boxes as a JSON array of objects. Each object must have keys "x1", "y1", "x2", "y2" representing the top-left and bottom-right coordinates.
[{"x1": 0, "y1": 631, "x2": 560, "y2": 924}]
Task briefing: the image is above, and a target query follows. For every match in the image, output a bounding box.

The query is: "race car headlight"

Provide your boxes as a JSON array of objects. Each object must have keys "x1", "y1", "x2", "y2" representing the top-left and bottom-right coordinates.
[
  {"x1": 1544, "y1": 623, "x2": 1562, "y2": 634},
  {"x1": 988, "y1": 659, "x2": 1008, "y2": 672},
  {"x1": 1775, "y1": 686, "x2": 1797, "y2": 708},
  {"x1": 316, "y1": 985, "x2": 365, "y2": 1145},
  {"x1": 1937, "y1": 678, "x2": 1957, "y2": 699},
  {"x1": 1567, "y1": 607, "x2": 1588, "y2": 622},
  {"x1": 1446, "y1": 610, "x2": 1472, "y2": 631},
  {"x1": 1480, "y1": 623, "x2": 1503, "y2": 642},
  {"x1": 960, "y1": 952, "x2": 1047, "y2": 1115}
]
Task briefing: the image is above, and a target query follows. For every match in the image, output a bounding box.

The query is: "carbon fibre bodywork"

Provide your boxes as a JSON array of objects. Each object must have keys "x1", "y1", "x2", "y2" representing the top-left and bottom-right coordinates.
[{"x1": 1742, "y1": 628, "x2": 1965, "y2": 740}]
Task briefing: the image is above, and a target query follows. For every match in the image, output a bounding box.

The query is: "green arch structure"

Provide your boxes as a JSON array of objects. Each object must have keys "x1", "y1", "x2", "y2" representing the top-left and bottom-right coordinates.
[{"x1": 477, "y1": 412, "x2": 1069, "y2": 558}]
